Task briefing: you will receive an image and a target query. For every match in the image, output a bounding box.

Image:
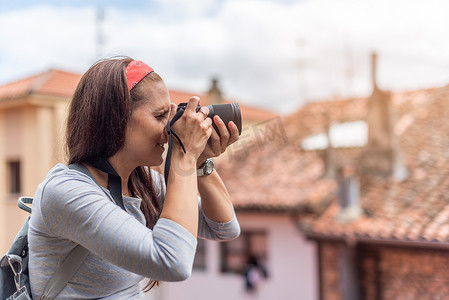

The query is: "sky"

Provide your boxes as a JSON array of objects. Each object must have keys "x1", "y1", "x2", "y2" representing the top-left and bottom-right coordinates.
[{"x1": 1, "y1": 0, "x2": 449, "y2": 114}]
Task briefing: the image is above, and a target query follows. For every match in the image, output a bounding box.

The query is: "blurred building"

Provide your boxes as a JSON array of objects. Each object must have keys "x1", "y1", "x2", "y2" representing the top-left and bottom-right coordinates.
[
  {"x1": 0, "y1": 69, "x2": 79, "y2": 254},
  {"x1": 220, "y1": 53, "x2": 449, "y2": 299},
  {"x1": 9, "y1": 53, "x2": 449, "y2": 299},
  {"x1": 0, "y1": 68, "x2": 296, "y2": 300}
]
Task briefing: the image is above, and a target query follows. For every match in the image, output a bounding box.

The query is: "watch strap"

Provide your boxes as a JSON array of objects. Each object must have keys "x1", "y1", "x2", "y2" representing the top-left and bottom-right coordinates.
[{"x1": 197, "y1": 168, "x2": 206, "y2": 176}]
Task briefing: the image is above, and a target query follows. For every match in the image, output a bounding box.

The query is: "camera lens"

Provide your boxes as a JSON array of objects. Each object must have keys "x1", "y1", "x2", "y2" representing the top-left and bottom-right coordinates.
[
  {"x1": 206, "y1": 103, "x2": 242, "y2": 136},
  {"x1": 176, "y1": 102, "x2": 242, "y2": 136}
]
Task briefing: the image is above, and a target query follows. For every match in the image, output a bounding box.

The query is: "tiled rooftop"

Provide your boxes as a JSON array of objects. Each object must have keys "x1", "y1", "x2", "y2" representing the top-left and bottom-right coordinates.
[
  {"x1": 0, "y1": 69, "x2": 82, "y2": 101},
  {"x1": 218, "y1": 84, "x2": 449, "y2": 243},
  {"x1": 0, "y1": 69, "x2": 275, "y2": 123}
]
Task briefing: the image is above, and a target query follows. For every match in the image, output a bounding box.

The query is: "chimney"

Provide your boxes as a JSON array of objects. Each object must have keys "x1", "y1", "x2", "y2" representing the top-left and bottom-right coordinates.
[
  {"x1": 207, "y1": 77, "x2": 223, "y2": 105},
  {"x1": 336, "y1": 165, "x2": 362, "y2": 223},
  {"x1": 360, "y1": 52, "x2": 407, "y2": 180},
  {"x1": 322, "y1": 111, "x2": 336, "y2": 179}
]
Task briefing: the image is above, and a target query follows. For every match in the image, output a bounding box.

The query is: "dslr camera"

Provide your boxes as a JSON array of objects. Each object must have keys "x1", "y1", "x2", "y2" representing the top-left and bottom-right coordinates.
[{"x1": 177, "y1": 102, "x2": 242, "y2": 136}]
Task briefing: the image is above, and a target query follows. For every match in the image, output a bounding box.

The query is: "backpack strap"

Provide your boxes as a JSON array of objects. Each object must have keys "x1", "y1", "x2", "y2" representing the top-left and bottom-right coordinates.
[
  {"x1": 41, "y1": 245, "x2": 89, "y2": 299},
  {"x1": 17, "y1": 197, "x2": 32, "y2": 214}
]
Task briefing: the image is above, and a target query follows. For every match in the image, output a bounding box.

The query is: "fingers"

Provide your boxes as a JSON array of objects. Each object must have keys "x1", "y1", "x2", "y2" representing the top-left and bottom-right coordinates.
[
  {"x1": 214, "y1": 116, "x2": 240, "y2": 146},
  {"x1": 199, "y1": 107, "x2": 209, "y2": 119},
  {"x1": 170, "y1": 96, "x2": 214, "y2": 158},
  {"x1": 196, "y1": 116, "x2": 240, "y2": 163},
  {"x1": 183, "y1": 96, "x2": 210, "y2": 121},
  {"x1": 184, "y1": 96, "x2": 200, "y2": 114},
  {"x1": 204, "y1": 116, "x2": 240, "y2": 158},
  {"x1": 185, "y1": 97, "x2": 211, "y2": 136},
  {"x1": 213, "y1": 116, "x2": 230, "y2": 150},
  {"x1": 168, "y1": 103, "x2": 177, "y2": 120},
  {"x1": 207, "y1": 126, "x2": 221, "y2": 153},
  {"x1": 227, "y1": 121, "x2": 240, "y2": 144}
]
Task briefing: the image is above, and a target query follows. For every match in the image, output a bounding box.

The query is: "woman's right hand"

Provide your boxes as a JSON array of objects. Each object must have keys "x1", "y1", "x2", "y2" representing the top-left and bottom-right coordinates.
[
  {"x1": 170, "y1": 96, "x2": 213, "y2": 161},
  {"x1": 162, "y1": 96, "x2": 212, "y2": 237}
]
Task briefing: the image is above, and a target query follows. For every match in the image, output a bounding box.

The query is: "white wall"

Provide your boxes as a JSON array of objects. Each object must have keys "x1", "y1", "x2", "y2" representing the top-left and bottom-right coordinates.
[{"x1": 144, "y1": 212, "x2": 318, "y2": 300}]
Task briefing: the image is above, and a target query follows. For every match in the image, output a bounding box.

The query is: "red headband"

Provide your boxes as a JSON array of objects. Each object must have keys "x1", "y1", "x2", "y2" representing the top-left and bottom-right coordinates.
[{"x1": 125, "y1": 60, "x2": 154, "y2": 90}]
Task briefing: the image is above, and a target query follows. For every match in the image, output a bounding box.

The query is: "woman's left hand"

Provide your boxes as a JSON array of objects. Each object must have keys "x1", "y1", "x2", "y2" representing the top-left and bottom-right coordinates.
[{"x1": 197, "y1": 116, "x2": 239, "y2": 167}]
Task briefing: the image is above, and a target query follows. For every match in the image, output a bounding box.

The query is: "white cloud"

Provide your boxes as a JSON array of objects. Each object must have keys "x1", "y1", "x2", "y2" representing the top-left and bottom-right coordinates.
[
  {"x1": 1, "y1": 0, "x2": 449, "y2": 114},
  {"x1": 0, "y1": 5, "x2": 96, "y2": 77}
]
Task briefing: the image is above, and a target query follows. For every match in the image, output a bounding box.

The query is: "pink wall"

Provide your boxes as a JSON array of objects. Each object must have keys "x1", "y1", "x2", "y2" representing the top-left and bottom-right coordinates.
[{"x1": 145, "y1": 213, "x2": 318, "y2": 300}]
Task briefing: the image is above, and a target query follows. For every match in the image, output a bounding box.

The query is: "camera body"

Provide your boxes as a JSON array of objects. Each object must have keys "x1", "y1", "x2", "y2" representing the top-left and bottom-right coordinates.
[{"x1": 176, "y1": 102, "x2": 242, "y2": 136}]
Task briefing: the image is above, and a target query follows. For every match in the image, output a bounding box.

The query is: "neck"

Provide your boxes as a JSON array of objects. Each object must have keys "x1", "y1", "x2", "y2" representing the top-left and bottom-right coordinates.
[
  {"x1": 108, "y1": 155, "x2": 134, "y2": 196},
  {"x1": 85, "y1": 155, "x2": 135, "y2": 197}
]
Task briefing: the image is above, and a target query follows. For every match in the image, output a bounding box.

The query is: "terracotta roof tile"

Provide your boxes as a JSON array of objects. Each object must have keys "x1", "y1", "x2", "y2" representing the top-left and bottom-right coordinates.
[
  {"x1": 0, "y1": 69, "x2": 82, "y2": 101},
  {"x1": 0, "y1": 73, "x2": 41, "y2": 100},
  {"x1": 219, "y1": 83, "x2": 449, "y2": 243},
  {"x1": 0, "y1": 69, "x2": 275, "y2": 124},
  {"x1": 306, "y1": 85, "x2": 449, "y2": 242},
  {"x1": 36, "y1": 70, "x2": 81, "y2": 98}
]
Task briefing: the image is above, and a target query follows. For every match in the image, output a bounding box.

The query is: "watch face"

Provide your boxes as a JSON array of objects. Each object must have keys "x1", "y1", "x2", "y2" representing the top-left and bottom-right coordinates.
[{"x1": 204, "y1": 159, "x2": 214, "y2": 175}]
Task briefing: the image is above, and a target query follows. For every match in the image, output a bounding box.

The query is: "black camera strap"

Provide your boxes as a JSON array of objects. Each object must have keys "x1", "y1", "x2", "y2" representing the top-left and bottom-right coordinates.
[
  {"x1": 87, "y1": 156, "x2": 126, "y2": 211},
  {"x1": 164, "y1": 109, "x2": 187, "y2": 185},
  {"x1": 86, "y1": 106, "x2": 192, "y2": 211},
  {"x1": 86, "y1": 111, "x2": 185, "y2": 212}
]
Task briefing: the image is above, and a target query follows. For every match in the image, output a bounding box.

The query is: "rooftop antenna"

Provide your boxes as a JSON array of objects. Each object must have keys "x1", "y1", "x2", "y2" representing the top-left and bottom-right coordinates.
[
  {"x1": 297, "y1": 37, "x2": 308, "y2": 104},
  {"x1": 95, "y1": 7, "x2": 105, "y2": 60},
  {"x1": 344, "y1": 40, "x2": 354, "y2": 98}
]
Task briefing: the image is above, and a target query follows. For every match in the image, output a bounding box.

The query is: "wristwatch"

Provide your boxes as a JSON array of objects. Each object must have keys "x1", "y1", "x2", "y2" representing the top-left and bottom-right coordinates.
[{"x1": 197, "y1": 158, "x2": 215, "y2": 177}]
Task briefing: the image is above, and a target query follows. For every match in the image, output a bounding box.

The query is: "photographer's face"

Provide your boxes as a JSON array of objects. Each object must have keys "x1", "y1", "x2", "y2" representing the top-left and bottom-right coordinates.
[{"x1": 122, "y1": 80, "x2": 171, "y2": 167}]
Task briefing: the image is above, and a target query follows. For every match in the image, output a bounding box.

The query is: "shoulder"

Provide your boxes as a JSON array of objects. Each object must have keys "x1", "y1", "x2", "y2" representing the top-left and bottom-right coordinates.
[
  {"x1": 43, "y1": 163, "x2": 97, "y2": 193},
  {"x1": 37, "y1": 163, "x2": 106, "y2": 213},
  {"x1": 31, "y1": 163, "x2": 109, "y2": 234}
]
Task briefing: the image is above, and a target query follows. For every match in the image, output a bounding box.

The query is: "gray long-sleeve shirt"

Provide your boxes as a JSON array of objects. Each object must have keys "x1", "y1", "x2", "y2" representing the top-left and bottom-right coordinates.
[{"x1": 28, "y1": 163, "x2": 240, "y2": 299}]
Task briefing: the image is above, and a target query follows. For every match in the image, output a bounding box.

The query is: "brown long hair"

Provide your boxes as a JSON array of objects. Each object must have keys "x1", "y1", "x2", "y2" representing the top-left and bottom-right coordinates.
[{"x1": 66, "y1": 57, "x2": 162, "y2": 290}]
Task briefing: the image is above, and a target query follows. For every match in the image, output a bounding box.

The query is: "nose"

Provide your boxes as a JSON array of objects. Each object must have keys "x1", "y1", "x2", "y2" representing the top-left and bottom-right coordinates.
[{"x1": 162, "y1": 123, "x2": 169, "y2": 141}]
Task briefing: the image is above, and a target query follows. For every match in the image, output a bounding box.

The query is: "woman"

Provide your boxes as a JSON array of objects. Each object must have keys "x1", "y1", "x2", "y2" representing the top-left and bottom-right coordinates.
[{"x1": 28, "y1": 57, "x2": 241, "y2": 299}]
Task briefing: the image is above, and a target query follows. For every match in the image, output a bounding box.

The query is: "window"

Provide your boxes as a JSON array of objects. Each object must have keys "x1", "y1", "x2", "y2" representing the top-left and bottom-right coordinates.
[
  {"x1": 8, "y1": 160, "x2": 21, "y2": 194},
  {"x1": 193, "y1": 238, "x2": 206, "y2": 271},
  {"x1": 220, "y1": 230, "x2": 268, "y2": 275}
]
